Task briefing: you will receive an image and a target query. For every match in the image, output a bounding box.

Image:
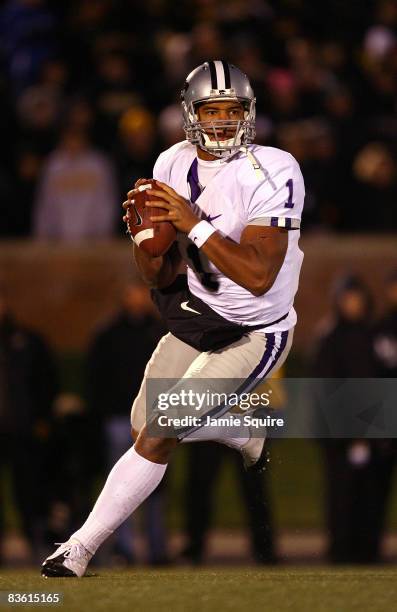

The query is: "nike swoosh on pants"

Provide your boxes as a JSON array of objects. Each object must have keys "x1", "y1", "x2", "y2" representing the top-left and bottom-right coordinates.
[{"x1": 181, "y1": 301, "x2": 202, "y2": 315}]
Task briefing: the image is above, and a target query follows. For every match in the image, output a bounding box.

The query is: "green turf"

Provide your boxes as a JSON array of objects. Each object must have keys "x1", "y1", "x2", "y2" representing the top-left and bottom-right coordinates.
[{"x1": 0, "y1": 568, "x2": 396, "y2": 612}]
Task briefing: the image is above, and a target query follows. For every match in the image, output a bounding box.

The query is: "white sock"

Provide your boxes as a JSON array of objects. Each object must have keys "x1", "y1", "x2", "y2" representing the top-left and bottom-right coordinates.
[
  {"x1": 180, "y1": 422, "x2": 249, "y2": 450},
  {"x1": 71, "y1": 446, "x2": 167, "y2": 554}
]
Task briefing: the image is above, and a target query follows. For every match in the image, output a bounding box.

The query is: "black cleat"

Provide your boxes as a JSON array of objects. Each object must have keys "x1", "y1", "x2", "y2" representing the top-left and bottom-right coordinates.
[
  {"x1": 41, "y1": 540, "x2": 92, "y2": 578},
  {"x1": 41, "y1": 554, "x2": 77, "y2": 578}
]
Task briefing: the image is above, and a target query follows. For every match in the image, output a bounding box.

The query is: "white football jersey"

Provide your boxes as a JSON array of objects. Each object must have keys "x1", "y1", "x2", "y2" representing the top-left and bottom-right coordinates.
[{"x1": 153, "y1": 141, "x2": 305, "y2": 332}]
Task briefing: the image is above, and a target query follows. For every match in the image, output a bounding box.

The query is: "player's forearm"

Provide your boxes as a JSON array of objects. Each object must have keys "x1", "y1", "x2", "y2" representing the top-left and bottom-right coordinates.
[
  {"x1": 133, "y1": 243, "x2": 179, "y2": 289},
  {"x1": 200, "y1": 233, "x2": 280, "y2": 296}
]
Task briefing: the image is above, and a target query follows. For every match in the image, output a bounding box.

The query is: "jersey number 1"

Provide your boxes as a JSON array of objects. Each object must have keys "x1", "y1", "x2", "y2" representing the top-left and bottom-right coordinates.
[{"x1": 284, "y1": 179, "x2": 294, "y2": 208}]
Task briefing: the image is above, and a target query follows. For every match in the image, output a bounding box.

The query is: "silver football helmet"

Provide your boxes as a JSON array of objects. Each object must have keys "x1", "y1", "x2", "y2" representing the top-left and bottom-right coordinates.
[{"x1": 181, "y1": 61, "x2": 256, "y2": 159}]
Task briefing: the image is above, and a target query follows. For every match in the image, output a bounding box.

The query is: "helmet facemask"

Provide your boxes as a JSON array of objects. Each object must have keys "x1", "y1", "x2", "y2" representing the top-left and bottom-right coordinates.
[{"x1": 182, "y1": 97, "x2": 256, "y2": 159}]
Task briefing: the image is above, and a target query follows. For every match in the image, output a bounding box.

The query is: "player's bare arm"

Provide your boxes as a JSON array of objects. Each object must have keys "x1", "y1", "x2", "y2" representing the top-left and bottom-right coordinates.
[
  {"x1": 201, "y1": 225, "x2": 288, "y2": 296},
  {"x1": 146, "y1": 182, "x2": 288, "y2": 296},
  {"x1": 132, "y1": 241, "x2": 181, "y2": 289}
]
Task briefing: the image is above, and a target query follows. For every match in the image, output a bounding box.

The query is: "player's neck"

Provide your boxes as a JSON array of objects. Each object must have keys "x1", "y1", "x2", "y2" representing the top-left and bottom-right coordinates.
[{"x1": 196, "y1": 147, "x2": 219, "y2": 161}]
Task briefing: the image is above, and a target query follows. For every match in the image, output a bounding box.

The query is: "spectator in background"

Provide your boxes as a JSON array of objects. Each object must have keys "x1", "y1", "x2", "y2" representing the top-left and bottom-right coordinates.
[
  {"x1": 0, "y1": 169, "x2": 18, "y2": 238},
  {"x1": 115, "y1": 107, "x2": 159, "y2": 215},
  {"x1": 0, "y1": 0, "x2": 58, "y2": 94},
  {"x1": 312, "y1": 274, "x2": 392, "y2": 563},
  {"x1": 33, "y1": 128, "x2": 118, "y2": 241},
  {"x1": 374, "y1": 270, "x2": 397, "y2": 377},
  {"x1": 351, "y1": 142, "x2": 397, "y2": 231},
  {"x1": 62, "y1": 96, "x2": 95, "y2": 135},
  {"x1": 0, "y1": 147, "x2": 43, "y2": 238},
  {"x1": 189, "y1": 22, "x2": 225, "y2": 69},
  {"x1": 0, "y1": 284, "x2": 58, "y2": 563},
  {"x1": 16, "y1": 81, "x2": 60, "y2": 156},
  {"x1": 181, "y1": 442, "x2": 275, "y2": 565},
  {"x1": 44, "y1": 393, "x2": 100, "y2": 555},
  {"x1": 90, "y1": 51, "x2": 142, "y2": 150},
  {"x1": 86, "y1": 283, "x2": 168, "y2": 565},
  {"x1": 364, "y1": 0, "x2": 397, "y2": 63},
  {"x1": 15, "y1": 58, "x2": 70, "y2": 156},
  {"x1": 15, "y1": 148, "x2": 42, "y2": 235},
  {"x1": 157, "y1": 104, "x2": 185, "y2": 150},
  {"x1": 158, "y1": 31, "x2": 192, "y2": 92},
  {"x1": 265, "y1": 69, "x2": 300, "y2": 124}
]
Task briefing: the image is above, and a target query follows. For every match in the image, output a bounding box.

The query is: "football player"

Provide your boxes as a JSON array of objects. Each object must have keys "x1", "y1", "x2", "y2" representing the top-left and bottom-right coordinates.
[{"x1": 42, "y1": 60, "x2": 304, "y2": 577}]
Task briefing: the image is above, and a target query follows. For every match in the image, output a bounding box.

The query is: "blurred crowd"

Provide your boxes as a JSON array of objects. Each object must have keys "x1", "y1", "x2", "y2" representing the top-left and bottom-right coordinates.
[
  {"x1": 1, "y1": 269, "x2": 397, "y2": 566},
  {"x1": 0, "y1": 0, "x2": 397, "y2": 239}
]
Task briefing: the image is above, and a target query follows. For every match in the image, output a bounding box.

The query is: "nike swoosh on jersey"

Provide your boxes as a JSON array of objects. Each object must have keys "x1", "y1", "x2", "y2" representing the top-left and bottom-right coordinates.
[
  {"x1": 181, "y1": 301, "x2": 202, "y2": 315},
  {"x1": 206, "y1": 214, "x2": 222, "y2": 223}
]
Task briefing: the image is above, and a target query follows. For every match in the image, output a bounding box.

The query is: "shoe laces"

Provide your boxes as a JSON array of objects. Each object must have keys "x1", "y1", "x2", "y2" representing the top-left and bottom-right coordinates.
[{"x1": 54, "y1": 540, "x2": 89, "y2": 560}]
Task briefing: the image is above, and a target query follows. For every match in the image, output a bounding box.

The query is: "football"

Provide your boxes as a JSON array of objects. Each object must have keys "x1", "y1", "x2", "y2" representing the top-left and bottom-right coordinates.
[{"x1": 126, "y1": 180, "x2": 176, "y2": 257}]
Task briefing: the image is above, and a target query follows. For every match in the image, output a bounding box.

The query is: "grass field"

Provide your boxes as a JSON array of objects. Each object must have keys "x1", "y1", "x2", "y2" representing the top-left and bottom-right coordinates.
[{"x1": 1, "y1": 568, "x2": 396, "y2": 612}]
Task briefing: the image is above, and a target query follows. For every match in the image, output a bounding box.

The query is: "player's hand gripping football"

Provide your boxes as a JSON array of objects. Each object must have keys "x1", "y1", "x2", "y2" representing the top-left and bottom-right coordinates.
[
  {"x1": 122, "y1": 177, "x2": 150, "y2": 224},
  {"x1": 144, "y1": 181, "x2": 200, "y2": 234},
  {"x1": 122, "y1": 179, "x2": 200, "y2": 235}
]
